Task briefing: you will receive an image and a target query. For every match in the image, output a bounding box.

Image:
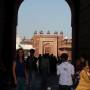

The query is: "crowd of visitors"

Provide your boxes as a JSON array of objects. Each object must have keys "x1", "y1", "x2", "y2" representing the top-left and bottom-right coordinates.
[{"x1": 0, "y1": 48, "x2": 90, "y2": 90}]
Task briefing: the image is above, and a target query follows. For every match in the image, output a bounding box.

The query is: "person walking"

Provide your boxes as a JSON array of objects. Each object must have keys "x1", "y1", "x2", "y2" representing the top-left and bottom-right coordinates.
[
  {"x1": 12, "y1": 48, "x2": 27, "y2": 90},
  {"x1": 39, "y1": 53, "x2": 50, "y2": 90},
  {"x1": 57, "y1": 53, "x2": 75, "y2": 90},
  {"x1": 25, "y1": 49, "x2": 38, "y2": 90},
  {"x1": 49, "y1": 54, "x2": 57, "y2": 75}
]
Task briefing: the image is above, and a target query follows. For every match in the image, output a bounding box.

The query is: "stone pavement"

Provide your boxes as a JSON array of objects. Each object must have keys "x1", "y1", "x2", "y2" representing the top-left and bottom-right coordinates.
[
  {"x1": 35, "y1": 72, "x2": 75, "y2": 90},
  {"x1": 35, "y1": 73, "x2": 59, "y2": 90},
  {"x1": 10, "y1": 72, "x2": 75, "y2": 90}
]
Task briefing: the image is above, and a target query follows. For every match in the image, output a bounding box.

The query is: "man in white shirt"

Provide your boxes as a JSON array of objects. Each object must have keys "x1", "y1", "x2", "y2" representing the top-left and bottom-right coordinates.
[{"x1": 57, "y1": 53, "x2": 74, "y2": 90}]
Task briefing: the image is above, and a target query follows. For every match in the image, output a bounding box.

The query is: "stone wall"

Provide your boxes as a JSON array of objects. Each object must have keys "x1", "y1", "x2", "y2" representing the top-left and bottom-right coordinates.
[
  {"x1": 32, "y1": 34, "x2": 72, "y2": 58},
  {"x1": 78, "y1": 0, "x2": 90, "y2": 57}
]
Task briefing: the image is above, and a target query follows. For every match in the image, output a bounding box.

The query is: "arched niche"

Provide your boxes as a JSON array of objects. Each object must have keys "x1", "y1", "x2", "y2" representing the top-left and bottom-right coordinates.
[{"x1": 17, "y1": 0, "x2": 74, "y2": 61}]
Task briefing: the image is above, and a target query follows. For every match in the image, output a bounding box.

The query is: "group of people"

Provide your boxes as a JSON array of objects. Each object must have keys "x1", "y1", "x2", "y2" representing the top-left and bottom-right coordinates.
[
  {"x1": 75, "y1": 56, "x2": 90, "y2": 90},
  {"x1": 57, "y1": 53, "x2": 90, "y2": 90},
  {"x1": 12, "y1": 48, "x2": 90, "y2": 90},
  {"x1": 12, "y1": 48, "x2": 58, "y2": 90},
  {"x1": 13, "y1": 48, "x2": 38, "y2": 90}
]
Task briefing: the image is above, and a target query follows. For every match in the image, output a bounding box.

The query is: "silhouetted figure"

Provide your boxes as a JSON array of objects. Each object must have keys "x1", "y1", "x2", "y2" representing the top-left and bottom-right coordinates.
[
  {"x1": 80, "y1": 56, "x2": 86, "y2": 68},
  {"x1": 38, "y1": 54, "x2": 42, "y2": 60},
  {"x1": 38, "y1": 54, "x2": 42, "y2": 73},
  {"x1": 74, "y1": 56, "x2": 86, "y2": 88},
  {"x1": 57, "y1": 55, "x2": 63, "y2": 65},
  {"x1": 26, "y1": 49, "x2": 38, "y2": 90},
  {"x1": 39, "y1": 53, "x2": 50, "y2": 90},
  {"x1": 74, "y1": 59, "x2": 82, "y2": 88},
  {"x1": 49, "y1": 54, "x2": 57, "y2": 75}
]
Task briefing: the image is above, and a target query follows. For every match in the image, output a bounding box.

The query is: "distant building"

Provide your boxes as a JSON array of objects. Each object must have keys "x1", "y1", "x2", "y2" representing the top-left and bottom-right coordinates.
[
  {"x1": 31, "y1": 31, "x2": 72, "y2": 60},
  {"x1": 17, "y1": 32, "x2": 72, "y2": 60},
  {"x1": 16, "y1": 36, "x2": 34, "y2": 58},
  {"x1": 16, "y1": 36, "x2": 22, "y2": 49}
]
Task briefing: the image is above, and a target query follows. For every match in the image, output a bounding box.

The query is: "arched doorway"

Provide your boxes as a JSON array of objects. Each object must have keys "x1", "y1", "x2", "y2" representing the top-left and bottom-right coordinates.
[
  {"x1": 0, "y1": 0, "x2": 77, "y2": 89},
  {"x1": 17, "y1": 0, "x2": 72, "y2": 59}
]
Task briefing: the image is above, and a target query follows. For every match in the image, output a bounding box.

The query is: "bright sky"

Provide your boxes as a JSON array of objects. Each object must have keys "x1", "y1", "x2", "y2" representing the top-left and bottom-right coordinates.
[{"x1": 17, "y1": 0, "x2": 72, "y2": 39}]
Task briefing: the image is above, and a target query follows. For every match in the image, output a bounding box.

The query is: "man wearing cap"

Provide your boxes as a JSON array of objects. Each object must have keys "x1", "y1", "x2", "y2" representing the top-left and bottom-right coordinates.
[{"x1": 25, "y1": 49, "x2": 38, "y2": 90}]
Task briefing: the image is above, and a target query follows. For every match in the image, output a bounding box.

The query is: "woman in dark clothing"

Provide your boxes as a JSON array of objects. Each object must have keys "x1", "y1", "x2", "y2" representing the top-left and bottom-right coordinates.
[{"x1": 12, "y1": 48, "x2": 27, "y2": 90}]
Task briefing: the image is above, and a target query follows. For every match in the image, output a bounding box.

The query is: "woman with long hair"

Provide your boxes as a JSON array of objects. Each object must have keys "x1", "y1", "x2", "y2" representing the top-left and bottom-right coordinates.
[{"x1": 12, "y1": 48, "x2": 27, "y2": 90}]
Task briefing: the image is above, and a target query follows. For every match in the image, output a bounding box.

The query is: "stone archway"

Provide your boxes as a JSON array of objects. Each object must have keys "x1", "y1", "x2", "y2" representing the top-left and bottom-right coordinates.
[
  {"x1": 0, "y1": 0, "x2": 77, "y2": 88},
  {"x1": 1, "y1": 0, "x2": 90, "y2": 88},
  {"x1": 17, "y1": 0, "x2": 74, "y2": 59},
  {"x1": 0, "y1": 0, "x2": 76, "y2": 65}
]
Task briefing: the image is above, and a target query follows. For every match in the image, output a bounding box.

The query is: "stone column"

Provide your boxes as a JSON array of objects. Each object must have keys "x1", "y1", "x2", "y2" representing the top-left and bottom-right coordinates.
[
  {"x1": 0, "y1": 0, "x2": 23, "y2": 88},
  {"x1": 65, "y1": 0, "x2": 78, "y2": 65}
]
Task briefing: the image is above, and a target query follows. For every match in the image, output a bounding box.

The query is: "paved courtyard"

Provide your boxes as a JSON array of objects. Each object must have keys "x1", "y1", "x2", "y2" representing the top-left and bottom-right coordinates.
[
  {"x1": 10, "y1": 73, "x2": 75, "y2": 90},
  {"x1": 35, "y1": 73, "x2": 59, "y2": 90}
]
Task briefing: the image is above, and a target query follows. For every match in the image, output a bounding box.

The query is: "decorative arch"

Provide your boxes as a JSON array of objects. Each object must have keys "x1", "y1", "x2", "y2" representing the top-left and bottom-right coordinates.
[
  {"x1": 0, "y1": 0, "x2": 77, "y2": 88},
  {"x1": 17, "y1": 0, "x2": 76, "y2": 63}
]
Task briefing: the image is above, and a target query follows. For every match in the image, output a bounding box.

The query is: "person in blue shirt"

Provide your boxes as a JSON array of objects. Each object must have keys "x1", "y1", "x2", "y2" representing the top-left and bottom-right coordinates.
[{"x1": 12, "y1": 48, "x2": 28, "y2": 90}]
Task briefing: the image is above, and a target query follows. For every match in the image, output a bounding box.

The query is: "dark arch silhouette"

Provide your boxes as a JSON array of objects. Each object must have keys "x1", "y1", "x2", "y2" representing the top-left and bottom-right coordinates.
[
  {"x1": 0, "y1": 0, "x2": 76, "y2": 81},
  {"x1": 1, "y1": 0, "x2": 90, "y2": 89}
]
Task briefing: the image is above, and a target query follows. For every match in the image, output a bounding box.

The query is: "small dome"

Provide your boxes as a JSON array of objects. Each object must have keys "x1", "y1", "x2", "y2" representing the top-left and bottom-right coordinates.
[
  {"x1": 60, "y1": 31, "x2": 63, "y2": 34},
  {"x1": 47, "y1": 30, "x2": 50, "y2": 34},
  {"x1": 39, "y1": 30, "x2": 43, "y2": 34},
  {"x1": 54, "y1": 31, "x2": 58, "y2": 34}
]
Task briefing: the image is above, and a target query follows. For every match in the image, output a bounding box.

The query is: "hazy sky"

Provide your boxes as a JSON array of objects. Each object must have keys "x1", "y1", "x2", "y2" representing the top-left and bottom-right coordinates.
[{"x1": 17, "y1": 0, "x2": 72, "y2": 39}]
